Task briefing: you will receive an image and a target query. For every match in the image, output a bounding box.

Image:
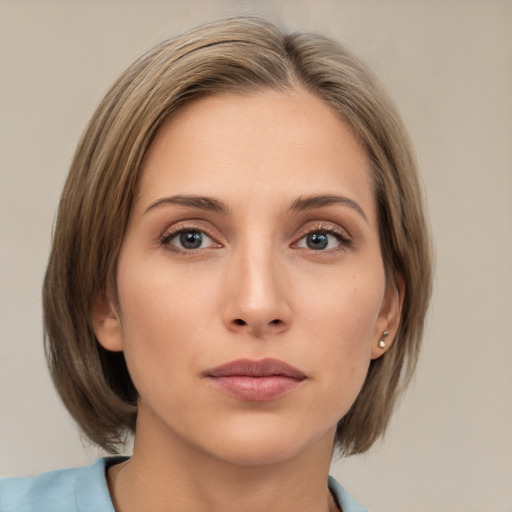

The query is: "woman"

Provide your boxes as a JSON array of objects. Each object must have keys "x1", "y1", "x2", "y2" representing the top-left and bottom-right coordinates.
[{"x1": 0, "y1": 16, "x2": 432, "y2": 512}]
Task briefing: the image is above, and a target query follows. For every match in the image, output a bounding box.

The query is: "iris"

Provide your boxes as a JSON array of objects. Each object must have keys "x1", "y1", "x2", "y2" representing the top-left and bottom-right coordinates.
[
  {"x1": 180, "y1": 231, "x2": 203, "y2": 249},
  {"x1": 306, "y1": 232, "x2": 329, "y2": 250}
]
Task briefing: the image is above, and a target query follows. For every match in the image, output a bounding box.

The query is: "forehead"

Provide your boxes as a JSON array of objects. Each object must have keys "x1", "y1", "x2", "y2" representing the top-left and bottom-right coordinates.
[{"x1": 135, "y1": 88, "x2": 375, "y2": 220}]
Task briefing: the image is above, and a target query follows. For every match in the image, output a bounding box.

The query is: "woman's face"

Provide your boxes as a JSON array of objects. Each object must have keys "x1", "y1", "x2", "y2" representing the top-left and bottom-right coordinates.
[{"x1": 94, "y1": 89, "x2": 400, "y2": 466}]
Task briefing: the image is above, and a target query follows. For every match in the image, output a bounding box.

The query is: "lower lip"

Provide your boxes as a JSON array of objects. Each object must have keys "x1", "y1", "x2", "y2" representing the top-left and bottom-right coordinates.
[{"x1": 208, "y1": 375, "x2": 304, "y2": 401}]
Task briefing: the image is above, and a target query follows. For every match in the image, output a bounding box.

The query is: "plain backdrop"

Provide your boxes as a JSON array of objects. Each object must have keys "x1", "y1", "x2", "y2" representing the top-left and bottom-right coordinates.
[{"x1": 1, "y1": 1, "x2": 511, "y2": 511}]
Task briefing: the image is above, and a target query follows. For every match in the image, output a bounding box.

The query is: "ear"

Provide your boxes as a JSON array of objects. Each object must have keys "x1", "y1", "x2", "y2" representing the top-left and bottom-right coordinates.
[
  {"x1": 90, "y1": 292, "x2": 124, "y2": 352},
  {"x1": 371, "y1": 273, "x2": 405, "y2": 359}
]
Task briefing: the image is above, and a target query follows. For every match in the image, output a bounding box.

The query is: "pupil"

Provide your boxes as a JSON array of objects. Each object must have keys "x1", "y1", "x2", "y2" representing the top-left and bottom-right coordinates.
[
  {"x1": 307, "y1": 232, "x2": 328, "y2": 250},
  {"x1": 180, "y1": 231, "x2": 202, "y2": 249}
]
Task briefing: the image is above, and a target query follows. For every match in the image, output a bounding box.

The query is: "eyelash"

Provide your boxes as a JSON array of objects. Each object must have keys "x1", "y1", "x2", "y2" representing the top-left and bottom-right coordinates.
[
  {"x1": 293, "y1": 223, "x2": 352, "y2": 252},
  {"x1": 159, "y1": 222, "x2": 352, "y2": 253},
  {"x1": 160, "y1": 224, "x2": 221, "y2": 253}
]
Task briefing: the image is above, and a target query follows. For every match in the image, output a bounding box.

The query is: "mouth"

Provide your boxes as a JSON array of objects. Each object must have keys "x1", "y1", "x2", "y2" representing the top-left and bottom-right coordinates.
[{"x1": 204, "y1": 358, "x2": 307, "y2": 402}]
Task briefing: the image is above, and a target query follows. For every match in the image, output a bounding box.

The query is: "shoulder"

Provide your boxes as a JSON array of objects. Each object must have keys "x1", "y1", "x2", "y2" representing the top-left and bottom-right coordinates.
[
  {"x1": 328, "y1": 475, "x2": 370, "y2": 512},
  {"x1": 0, "y1": 457, "x2": 124, "y2": 512}
]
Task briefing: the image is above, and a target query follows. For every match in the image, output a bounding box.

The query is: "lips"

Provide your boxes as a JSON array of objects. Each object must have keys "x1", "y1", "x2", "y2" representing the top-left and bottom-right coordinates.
[{"x1": 204, "y1": 358, "x2": 307, "y2": 402}]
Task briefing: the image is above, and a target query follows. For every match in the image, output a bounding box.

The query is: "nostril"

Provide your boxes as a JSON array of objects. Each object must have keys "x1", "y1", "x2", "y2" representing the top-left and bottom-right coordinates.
[{"x1": 231, "y1": 318, "x2": 284, "y2": 329}]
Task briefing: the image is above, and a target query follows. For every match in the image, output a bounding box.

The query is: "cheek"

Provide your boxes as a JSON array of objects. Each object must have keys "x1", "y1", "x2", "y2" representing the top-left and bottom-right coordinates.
[
  {"x1": 118, "y1": 253, "x2": 218, "y2": 334},
  {"x1": 295, "y1": 269, "x2": 385, "y2": 401},
  {"x1": 114, "y1": 248, "x2": 235, "y2": 379},
  {"x1": 114, "y1": 259, "x2": 214, "y2": 394},
  {"x1": 298, "y1": 268, "x2": 384, "y2": 347}
]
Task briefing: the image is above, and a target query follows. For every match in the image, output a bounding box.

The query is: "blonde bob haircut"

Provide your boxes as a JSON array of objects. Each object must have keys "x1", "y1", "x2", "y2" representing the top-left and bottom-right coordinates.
[{"x1": 43, "y1": 16, "x2": 432, "y2": 456}]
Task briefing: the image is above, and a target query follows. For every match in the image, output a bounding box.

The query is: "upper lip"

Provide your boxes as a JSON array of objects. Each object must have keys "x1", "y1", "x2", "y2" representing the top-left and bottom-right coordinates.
[{"x1": 204, "y1": 358, "x2": 307, "y2": 380}]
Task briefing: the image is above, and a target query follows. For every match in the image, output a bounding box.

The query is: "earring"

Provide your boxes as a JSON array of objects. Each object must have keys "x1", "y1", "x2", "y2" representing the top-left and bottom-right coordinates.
[{"x1": 378, "y1": 330, "x2": 390, "y2": 348}]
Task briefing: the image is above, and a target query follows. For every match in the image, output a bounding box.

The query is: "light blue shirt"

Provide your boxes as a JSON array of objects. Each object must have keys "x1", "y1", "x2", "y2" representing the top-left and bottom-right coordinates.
[{"x1": 0, "y1": 458, "x2": 368, "y2": 512}]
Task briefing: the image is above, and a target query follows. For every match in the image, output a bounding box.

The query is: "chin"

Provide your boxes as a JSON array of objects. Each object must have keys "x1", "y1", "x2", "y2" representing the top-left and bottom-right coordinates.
[
  {"x1": 206, "y1": 439, "x2": 308, "y2": 467},
  {"x1": 196, "y1": 417, "x2": 336, "y2": 467}
]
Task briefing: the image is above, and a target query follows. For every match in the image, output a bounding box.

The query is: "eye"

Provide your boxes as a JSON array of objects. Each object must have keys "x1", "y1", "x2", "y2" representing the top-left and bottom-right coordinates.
[
  {"x1": 295, "y1": 228, "x2": 351, "y2": 251},
  {"x1": 161, "y1": 228, "x2": 219, "y2": 252}
]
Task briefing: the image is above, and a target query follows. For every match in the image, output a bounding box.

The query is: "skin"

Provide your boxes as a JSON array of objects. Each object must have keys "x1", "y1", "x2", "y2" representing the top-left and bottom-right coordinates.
[{"x1": 92, "y1": 88, "x2": 402, "y2": 512}]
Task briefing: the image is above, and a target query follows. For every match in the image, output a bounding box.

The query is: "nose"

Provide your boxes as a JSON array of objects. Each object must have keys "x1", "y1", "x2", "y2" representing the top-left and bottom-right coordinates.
[{"x1": 222, "y1": 243, "x2": 292, "y2": 337}]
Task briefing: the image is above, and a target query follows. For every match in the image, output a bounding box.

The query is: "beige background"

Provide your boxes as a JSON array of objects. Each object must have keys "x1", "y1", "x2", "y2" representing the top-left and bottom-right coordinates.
[{"x1": 1, "y1": 1, "x2": 511, "y2": 511}]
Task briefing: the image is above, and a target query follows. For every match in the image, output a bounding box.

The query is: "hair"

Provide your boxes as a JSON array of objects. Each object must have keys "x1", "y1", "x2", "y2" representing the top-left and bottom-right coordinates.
[{"x1": 43, "y1": 15, "x2": 432, "y2": 456}]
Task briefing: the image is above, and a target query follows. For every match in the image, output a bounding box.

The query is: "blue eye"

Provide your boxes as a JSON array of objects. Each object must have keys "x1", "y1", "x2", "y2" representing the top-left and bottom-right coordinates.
[
  {"x1": 162, "y1": 229, "x2": 216, "y2": 251},
  {"x1": 306, "y1": 232, "x2": 329, "y2": 250},
  {"x1": 179, "y1": 231, "x2": 203, "y2": 249},
  {"x1": 297, "y1": 230, "x2": 348, "y2": 251}
]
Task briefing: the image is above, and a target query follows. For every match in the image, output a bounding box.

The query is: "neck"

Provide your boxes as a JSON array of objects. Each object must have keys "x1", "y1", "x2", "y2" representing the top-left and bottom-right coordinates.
[{"x1": 108, "y1": 403, "x2": 339, "y2": 512}]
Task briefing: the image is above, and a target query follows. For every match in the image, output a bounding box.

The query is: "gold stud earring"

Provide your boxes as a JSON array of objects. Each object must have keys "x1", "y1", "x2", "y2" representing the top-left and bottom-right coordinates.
[{"x1": 378, "y1": 330, "x2": 390, "y2": 348}]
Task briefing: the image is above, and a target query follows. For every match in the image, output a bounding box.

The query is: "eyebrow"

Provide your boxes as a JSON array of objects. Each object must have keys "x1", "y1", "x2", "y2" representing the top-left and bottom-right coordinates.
[
  {"x1": 289, "y1": 194, "x2": 368, "y2": 222},
  {"x1": 144, "y1": 193, "x2": 367, "y2": 222},
  {"x1": 144, "y1": 195, "x2": 229, "y2": 215}
]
